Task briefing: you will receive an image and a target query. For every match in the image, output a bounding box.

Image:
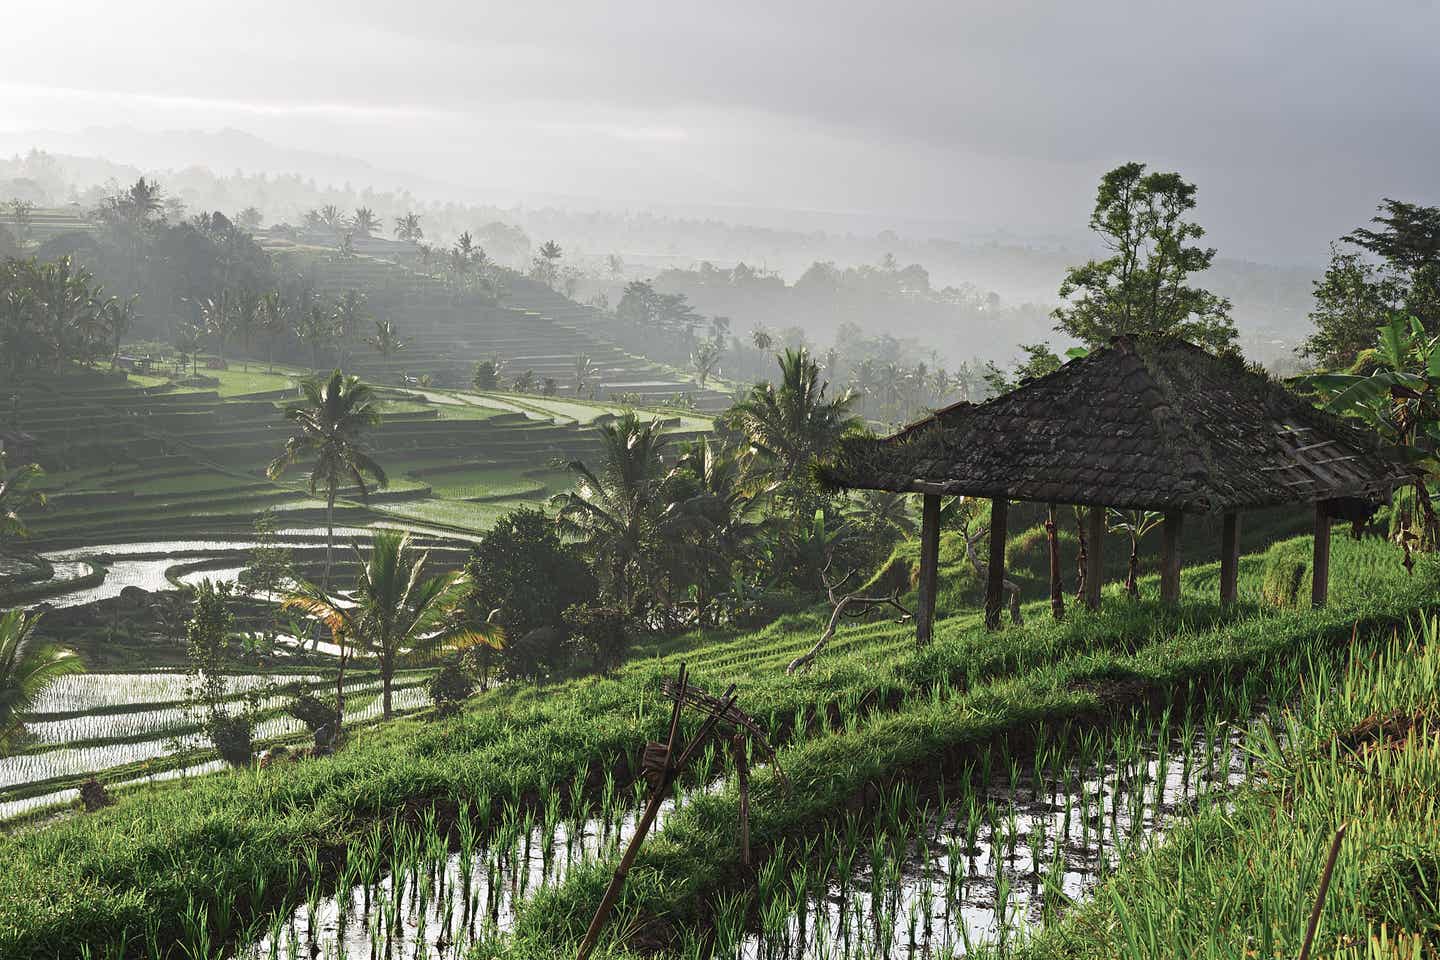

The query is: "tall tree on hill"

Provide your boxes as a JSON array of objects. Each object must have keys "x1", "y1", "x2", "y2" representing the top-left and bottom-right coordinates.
[
  {"x1": 268, "y1": 371, "x2": 388, "y2": 588},
  {"x1": 727, "y1": 348, "x2": 861, "y2": 512},
  {"x1": 331, "y1": 290, "x2": 369, "y2": 368},
  {"x1": 553, "y1": 413, "x2": 671, "y2": 616},
  {"x1": 1053, "y1": 162, "x2": 1236, "y2": 353},
  {"x1": 1304, "y1": 199, "x2": 1440, "y2": 368},
  {"x1": 0, "y1": 610, "x2": 82, "y2": 755},
  {"x1": 394, "y1": 212, "x2": 423, "y2": 243},
  {"x1": 364, "y1": 318, "x2": 408, "y2": 366}
]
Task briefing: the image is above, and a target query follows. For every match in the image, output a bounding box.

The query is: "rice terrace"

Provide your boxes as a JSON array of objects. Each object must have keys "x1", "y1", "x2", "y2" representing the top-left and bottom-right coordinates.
[{"x1": 2, "y1": 5, "x2": 1440, "y2": 958}]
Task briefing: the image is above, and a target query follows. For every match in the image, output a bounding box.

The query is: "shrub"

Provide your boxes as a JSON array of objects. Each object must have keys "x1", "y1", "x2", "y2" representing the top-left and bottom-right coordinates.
[
  {"x1": 207, "y1": 714, "x2": 253, "y2": 767},
  {"x1": 564, "y1": 602, "x2": 630, "y2": 674},
  {"x1": 284, "y1": 690, "x2": 340, "y2": 748},
  {"x1": 427, "y1": 662, "x2": 476, "y2": 717},
  {"x1": 1261, "y1": 539, "x2": 1312, "y2": 606}
]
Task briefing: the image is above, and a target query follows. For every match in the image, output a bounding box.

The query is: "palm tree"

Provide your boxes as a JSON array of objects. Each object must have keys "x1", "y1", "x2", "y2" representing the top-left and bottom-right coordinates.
[
  {"x1": 512, "y1": 369, "x2": 538, "y2": 394},
  {"x1": 267, "y1": 371, "x2": 388, "y2": 588},
  {"x1": 199, "y1": 293, "x2": 233, "y2": 369},
  {"x1": 100, "y1": 294, "x2": 139, "y2": 370},
  {"x1": 691, "y1": 339, "x2": 722, "y2": 388},
  {"x1": 318, "y1": 204, "x2": 344, "y2": 234},
  {"x1": 1106, "y1": 508, "x2": 1165, "y2": 598},
  {"x1": 0, "y1": 610, "x2": 82, "y2": 754},
  {"x1": 364, "y1": 318, "x2": 408, "y2": 365},
  {"x1": 287, "y1": 531, "x2": 497, "y2": 719},
  {"x1": 331, "y1": 290, "x2": 369, "y2": 368},
  {"x1": 553, "y1": 414, "x2": 670, "y2": 614},
  {"x1": 259, "y1": 290, "x2": 291, "y2": 373},
  {"x1": 728, "y1": 348, "x2": 861, "y2": 502},
  {"x1": 0, "y1": 453, "x2": 46, "y2": 549},
  {"x1": 844, "y1": 490, "x2": 917, "y2": 544},
  {"x1": 394, "y1": 212, "x2": 423, "y2": 243},
  {"x1": 232, "y1": 290, "x2": 261, "y2": 372},
  {"x1": 660, "y1": 438, "x2": 770, "y2": 622},
  {"x1": 350, "y1": 208, "x2": 380, "y2": 238},
  {"x1": 294, "y1": 304, "x2": 334, "y2": 372},
  {"x1": 574, "y1": 353, "x2": 596, "y2": 396}
]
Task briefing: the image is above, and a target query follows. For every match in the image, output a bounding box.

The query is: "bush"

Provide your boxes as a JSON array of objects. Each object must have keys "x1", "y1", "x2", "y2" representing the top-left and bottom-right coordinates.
[
  {"x1": 427, "y1": 662, "x2": 476, "y2": 717},
  {"x1": 284, "y1": 690, "x2": 340, "y2": 748},
  {"x1": 462, "y1": 508, "x2": 597, "y2": 639},
  {"x1": 1261, "y1": 539, "x2": 1311, "y2": 607},
  {"x1": 564, "y1": 603, "x2": 630, "y2": 674},
  {"x1": 207, "y1": 714, "x2": 253, "y2": 767}
]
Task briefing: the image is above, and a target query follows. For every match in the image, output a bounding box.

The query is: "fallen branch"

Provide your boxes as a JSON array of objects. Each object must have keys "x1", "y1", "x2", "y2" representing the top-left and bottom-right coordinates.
[{"x1": 786, "y1": 563, "x2": 912, "y2": 675}]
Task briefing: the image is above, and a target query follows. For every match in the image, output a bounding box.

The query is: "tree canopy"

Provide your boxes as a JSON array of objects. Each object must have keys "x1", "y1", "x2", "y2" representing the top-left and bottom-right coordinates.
[{"x1": 1053, "y1": 162, "x2": 1236, "y2": 352}]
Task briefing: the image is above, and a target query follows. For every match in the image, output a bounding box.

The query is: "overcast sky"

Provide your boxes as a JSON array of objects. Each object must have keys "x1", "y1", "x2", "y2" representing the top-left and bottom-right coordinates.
[{"x1": 2, "y1": 0, "x2": 1437, "y2": 262}]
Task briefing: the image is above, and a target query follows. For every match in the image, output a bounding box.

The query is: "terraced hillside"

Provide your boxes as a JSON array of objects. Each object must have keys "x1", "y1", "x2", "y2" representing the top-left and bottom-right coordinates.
[
  {"x1": 275, "y1": 246, "x2": 735, "y2": 410},
  {"x1": 4, "y1": 366, "x2": 710, "y2": 603}
]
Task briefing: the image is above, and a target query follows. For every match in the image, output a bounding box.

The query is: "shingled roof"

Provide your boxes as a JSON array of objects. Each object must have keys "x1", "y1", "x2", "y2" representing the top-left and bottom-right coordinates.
[{"x1": 820, "y1": 336, "x2": 1409, "y2": 513}]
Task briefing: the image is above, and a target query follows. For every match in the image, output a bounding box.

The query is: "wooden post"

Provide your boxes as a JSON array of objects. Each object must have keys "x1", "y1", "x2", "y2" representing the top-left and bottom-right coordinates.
[
  {"x1": 732, "y1": 733, "x2": 750, "y2": 868},
  {"x1": 1084, "y1": 506, "x2": 1105, "y2": 611},
  {"x1": 915, "y1": 493, "x2": 941, "y2": 645},
  {"x1": 1160, "y1": 511, "x2": 1184, "y2": 605},
  {"x1": 1312, "y1": 500, "x2": 1331, "y2": 608},
  {"x1": 985, "y1": 497, "x2": 1008, "y2": 631},
  {"x1": 1046, "y1": 503, "x2": 1065, "y2": 620},
  {"x1": 1219, "y1": 512, "x2": 1240, "y2": 607}
]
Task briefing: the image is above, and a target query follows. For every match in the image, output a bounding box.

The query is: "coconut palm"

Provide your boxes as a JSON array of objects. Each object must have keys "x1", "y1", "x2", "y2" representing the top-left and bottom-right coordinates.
[
  {"x1": 364, "y1": 319, "x2": 408, "y2": 363},
  {"x1": 394, "y1": 212, "x2": 423, "y2": 243},
  {"x1": 350, "y1": 208, "x2": 380, "y2": 238},
  {"x1": 293, "y1": 304, "x2": 334, "y2": 372},
  {"x1": 0, "y1": 610, "x2": 82, "y2": 754},
  {"x1": 259, "y1": 290, "x2": 291, "y2": 373},
  {"x1": 844, "y1": 490, "x2": 917, "y2": 544},
  {"x1": 0, "y1": 453, "x2": 46, "y2": 548},
  {"x1": 199, "y1": 293, "x2": 233, "y2": 369},
  {"x1": 552, "y1": 414, "x2": 670, "y2": 613},
  {"x1": 331, "y1": 290, "x2": 369, "y2": 368},
  {"x1": 574, "y1": 353, "x2": 596, "y2": 396},
  {"x1": 267, "y1": 371, "x2": 388, "y2": 588},
  {"x1": 100, "y1": 294, "x2": 139, "y2": 371},
  {"x1": 287, "y1": 531, "x2": 498, "y2": 719},
  {"x1": 728, "y1": 348, "x2": 861, "y2": 502},
  {"x1": 660, "y1": 438, "x2": 772, "y2": 621}
]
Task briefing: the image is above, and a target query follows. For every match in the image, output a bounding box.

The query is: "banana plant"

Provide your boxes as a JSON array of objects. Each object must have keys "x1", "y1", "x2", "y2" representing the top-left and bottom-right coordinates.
[{"x1": 1296, "y1": 314, "x2": 1439, "y2": 557}]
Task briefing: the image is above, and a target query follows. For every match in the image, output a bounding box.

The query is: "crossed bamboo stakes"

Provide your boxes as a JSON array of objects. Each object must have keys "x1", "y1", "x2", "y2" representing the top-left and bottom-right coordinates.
[{"x1": 576, "y1": 663, "x2": 783, "y2": 960}]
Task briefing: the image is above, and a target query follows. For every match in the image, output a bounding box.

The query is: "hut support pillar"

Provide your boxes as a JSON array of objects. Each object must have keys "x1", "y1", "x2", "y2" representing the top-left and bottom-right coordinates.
[
  {"x1": 915, "y1": 493, "x2": 941, "y2": 644},
  {"x1": 1313, "y1": 500, "x2": 1331, "y2": 608},
  {"x1": 1084, "y1": 506, "x2": 1105, "y2": 611},
  {"x1": 1160, "y1": 511, "x2": 1184, "y2": 605},
  {"x1": 985, "y1": 497, "x2": 1008, "y2": 630},
  {"x1": 1046, "y1": 503, "x2": 1065, "y2": 620},
  {"x1": 1219, "y1": 512, "x2": 1240, "y2": 607}
]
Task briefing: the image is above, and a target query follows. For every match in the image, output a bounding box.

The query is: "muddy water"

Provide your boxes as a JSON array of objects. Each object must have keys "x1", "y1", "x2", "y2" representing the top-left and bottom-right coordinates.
[
  {"x1": 246, "y1": 779, "x2": 723, "y2": 959},
  {"x1": 737, "y1": 726, "x2": 1254, "y2": 959}
]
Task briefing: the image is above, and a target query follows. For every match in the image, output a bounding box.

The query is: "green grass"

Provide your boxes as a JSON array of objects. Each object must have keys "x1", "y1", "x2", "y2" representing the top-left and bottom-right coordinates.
[
  {"x1": 422, "y1": 466, "x2": 570, "y2": 501},
  {"x1": 0, "y1": 534, "x2": 1429, "y2": 958}
]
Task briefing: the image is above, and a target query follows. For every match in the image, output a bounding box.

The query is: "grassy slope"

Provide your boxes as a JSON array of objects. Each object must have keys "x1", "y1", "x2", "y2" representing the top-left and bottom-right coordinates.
[{"x1": 0, "y1": 534, "x2": 1429, "y2": 957}]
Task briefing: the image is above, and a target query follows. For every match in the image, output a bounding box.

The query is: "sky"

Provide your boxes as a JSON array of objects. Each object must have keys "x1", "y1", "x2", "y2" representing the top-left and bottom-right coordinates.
[{"x1": 1, "y1": 0, "x2": 1437, "y2": 263}]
